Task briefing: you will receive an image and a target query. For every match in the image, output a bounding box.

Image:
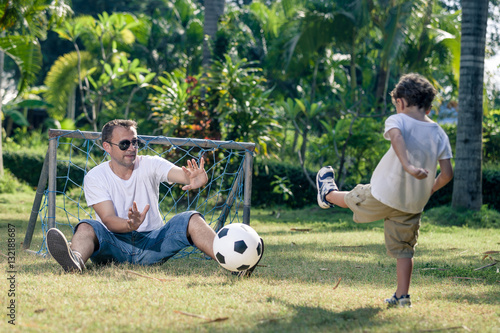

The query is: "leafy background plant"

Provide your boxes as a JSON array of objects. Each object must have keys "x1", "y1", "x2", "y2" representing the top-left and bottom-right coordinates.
[{"x1": 1, "y1": 0, "x2": 500, "y2": 209}]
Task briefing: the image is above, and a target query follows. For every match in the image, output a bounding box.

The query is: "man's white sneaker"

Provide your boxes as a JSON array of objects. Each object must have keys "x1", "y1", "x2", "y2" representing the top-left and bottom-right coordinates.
[{"x1": 47, "y1": 228, "x2": 84, "y2": 273}]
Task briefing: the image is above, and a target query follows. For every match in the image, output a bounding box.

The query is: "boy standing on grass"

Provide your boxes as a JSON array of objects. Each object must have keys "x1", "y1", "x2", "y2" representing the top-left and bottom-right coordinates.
[{"x1": 316, "y1": 73, "x2": 453, "y2": 307}]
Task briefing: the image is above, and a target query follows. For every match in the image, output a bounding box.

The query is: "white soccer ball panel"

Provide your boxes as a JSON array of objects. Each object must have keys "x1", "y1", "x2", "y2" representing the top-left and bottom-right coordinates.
[{"x1": 213, "y1": 223, "x2": 261, "y2": 272}]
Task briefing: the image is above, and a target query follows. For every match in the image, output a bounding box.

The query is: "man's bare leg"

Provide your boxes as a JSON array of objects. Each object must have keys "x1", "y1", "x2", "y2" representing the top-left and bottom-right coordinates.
[
  {"x1": 187, "y1": 214, "x2": 216, "y2": 259},
  {"x1": 70, "y1": 223, "x2": 99, "y2": 263}
]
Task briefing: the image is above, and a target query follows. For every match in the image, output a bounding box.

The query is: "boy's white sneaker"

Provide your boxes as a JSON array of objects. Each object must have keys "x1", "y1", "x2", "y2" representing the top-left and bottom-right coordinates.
[
  {"x1": 316, "y1": 166, "x2": 338, "y2": 209},
  {"x1": 385, "y1": 293, "x2": 412, "y2": 308}
]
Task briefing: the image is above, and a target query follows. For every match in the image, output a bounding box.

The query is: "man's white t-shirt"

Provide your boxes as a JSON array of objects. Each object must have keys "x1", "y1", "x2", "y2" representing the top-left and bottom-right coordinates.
[
  {"x1": 84, "y1": 155, "x2": 174, "y2": 232},
  {"x1": 370, "y1": 113, "x2": 453, "y2": 214}
]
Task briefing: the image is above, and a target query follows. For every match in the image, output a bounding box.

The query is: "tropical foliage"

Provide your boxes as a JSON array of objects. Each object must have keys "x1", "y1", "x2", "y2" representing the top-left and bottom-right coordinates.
[
  {"x1": 1, "y1": 0, "x2": 500, "y2": 208},
  {"x1": 0, "y1": 0, "x2": 72, "y2": 94}
]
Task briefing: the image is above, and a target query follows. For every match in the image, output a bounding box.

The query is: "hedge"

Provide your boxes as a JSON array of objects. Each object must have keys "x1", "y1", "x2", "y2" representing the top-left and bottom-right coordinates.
[
  {"x1": 251, "y1": 160, "x2": 317, "y2": 208},
  {"x1": 3, "y1": 149, "x2": 87, "y2": 192},
  {"x1": 4, "y1": 149, "x2": 499, "y2": 211},
  {"x1": 425, "y1": 168, "x2": 500, "y2": 211},
  {"x1": 3, "y1": 149, "x2": 47, "y2": 188},
  {"x1": 254, "y1": 161, "x2": 500, "y2": 211}
]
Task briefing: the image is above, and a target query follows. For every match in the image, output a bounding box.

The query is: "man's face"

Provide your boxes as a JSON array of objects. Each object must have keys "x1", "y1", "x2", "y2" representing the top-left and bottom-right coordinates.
[{"x1": 105, "y1": 126, "x2": 138, "y2": 168}]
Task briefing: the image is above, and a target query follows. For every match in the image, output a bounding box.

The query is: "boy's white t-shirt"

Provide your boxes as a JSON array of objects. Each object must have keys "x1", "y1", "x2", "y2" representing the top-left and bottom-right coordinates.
[
  {"x1": 84, "y1": 155, "x2": 174, "y2": 232},
  {"x1": 370, "y1": 113, "x2": 453, "y2": 214}
]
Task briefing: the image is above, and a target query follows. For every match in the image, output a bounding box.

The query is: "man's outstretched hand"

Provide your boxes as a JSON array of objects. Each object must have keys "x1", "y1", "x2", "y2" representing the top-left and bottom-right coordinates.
[{"x1": 181, "y1": 158, "x2": 208, "y2": 191}]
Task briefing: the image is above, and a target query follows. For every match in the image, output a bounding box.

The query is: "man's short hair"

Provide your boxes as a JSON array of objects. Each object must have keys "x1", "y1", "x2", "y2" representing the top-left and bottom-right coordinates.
[
  {"x1": 390, "y1": 73, "x2": 437, "y2": 110},
  {"x1": 101, "y1": 119, "x2": 137, "y2": 143}
]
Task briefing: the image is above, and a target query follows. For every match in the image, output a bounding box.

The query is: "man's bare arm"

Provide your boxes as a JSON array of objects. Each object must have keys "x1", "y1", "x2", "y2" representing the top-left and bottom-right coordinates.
[
  {"x1": 167, "y1": 158, "x2": 208, "y2": 190},
  {"x1": 92, "y1": 200, "x2": 150, "y2": 233}
]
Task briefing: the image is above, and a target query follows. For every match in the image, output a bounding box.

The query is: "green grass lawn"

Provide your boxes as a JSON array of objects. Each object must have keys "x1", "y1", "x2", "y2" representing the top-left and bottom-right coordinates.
[{"x1": 1, "y1": 191, "x2": 499, "y2": 332}]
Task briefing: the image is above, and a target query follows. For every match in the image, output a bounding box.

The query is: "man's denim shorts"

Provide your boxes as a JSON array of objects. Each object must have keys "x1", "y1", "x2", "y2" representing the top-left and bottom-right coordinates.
[{"x1": 75, "y1": 211, "x2": 199, "y2": 265}]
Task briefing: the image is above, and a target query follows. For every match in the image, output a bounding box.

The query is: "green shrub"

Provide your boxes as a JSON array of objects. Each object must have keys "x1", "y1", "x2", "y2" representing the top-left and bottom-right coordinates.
[
  {"x1": 423, "y1": 205, "x2": 500, "y2": 228},
  {"x1": 426, "y1": 165, "x2": 500, "y2": 211},
  {"x1": 425, "y1": 179, "x2": 453, "y2": 209},
  {"x1": 483, "y1": 167, "x2": 500, "y2": 211},
  {"x1": 3, "y1": 149, "x2": 88, "y2": 192},
  {"x1": 0, "y1": 169, "x2": 32, "y2": 194},
  {"x1": 252, "y1": 160, "x2": 316, "y2": 208},
  {"x1": 5, "y1": 147, "x2": 500, "y2": 211},
  {"x1": 3, "y1": 149, "x2": 46, "y2": 187}
]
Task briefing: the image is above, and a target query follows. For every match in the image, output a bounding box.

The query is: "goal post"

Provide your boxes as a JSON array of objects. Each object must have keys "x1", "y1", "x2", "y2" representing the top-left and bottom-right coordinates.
[{"x1": 23, "y1": 129, "x2": 256, "y2": 259}]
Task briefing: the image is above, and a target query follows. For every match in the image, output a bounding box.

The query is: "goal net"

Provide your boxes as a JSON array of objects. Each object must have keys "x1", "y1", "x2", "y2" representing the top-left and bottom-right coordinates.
[{"x1": 23, "y1": 129, "x2": 255, "y2": 259}]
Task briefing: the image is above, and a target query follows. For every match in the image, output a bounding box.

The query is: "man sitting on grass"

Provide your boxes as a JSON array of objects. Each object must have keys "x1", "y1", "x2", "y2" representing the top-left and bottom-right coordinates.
[{"x1": 46, "y1": 119, "x2": 262, "y2": 277}]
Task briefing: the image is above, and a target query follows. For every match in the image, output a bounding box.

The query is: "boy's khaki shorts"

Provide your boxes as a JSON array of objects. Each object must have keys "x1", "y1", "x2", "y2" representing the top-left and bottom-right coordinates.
[{"x1": 344, "y1": 184, "x2": 421, "y2": 259}]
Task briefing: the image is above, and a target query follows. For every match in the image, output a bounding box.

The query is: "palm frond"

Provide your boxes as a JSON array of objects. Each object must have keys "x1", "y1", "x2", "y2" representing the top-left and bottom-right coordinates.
[
  {"x1": 44, "y1": 50, "x2": 94, "y2": 119},
  {"x1": 0, "y1": 35, "x2": 42, "y2": 95}
]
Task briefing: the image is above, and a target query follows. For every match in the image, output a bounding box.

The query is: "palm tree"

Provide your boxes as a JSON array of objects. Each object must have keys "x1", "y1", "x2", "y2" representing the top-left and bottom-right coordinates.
[
  {"x1": 451, "y1": 0, "x2": 489, "y2": 210},
  {"x1": 0, "y1": 0, "x2": 71, "y2": 95},
  {"x1": 371, "y1": 0, "x2": 415, "y2": 108},
  {"x1": 0, "y1": 0, "x2": 71, "y2": 177},
  {"x1": 202, "y1": 0, "x2": 225, "y2": 67},
  {"x1": 399, "y1": 2, "x2": 461, "y2": 97},
  {"x1": 48, "y1": 13, "x2": 155, "y2": 131}
]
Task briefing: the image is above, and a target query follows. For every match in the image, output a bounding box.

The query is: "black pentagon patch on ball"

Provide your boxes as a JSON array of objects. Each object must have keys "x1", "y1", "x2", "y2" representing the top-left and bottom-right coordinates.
[
  {"x1": 234, "y1": 240, "x2": 248, "y2": 254},
  {"x1": 256, "y1": 241, "x2": 262, "y2": 256},
  {"x1": 217, "y1": 227, "x2": 229, "y2": 238},
  {"x1": 216, "y1": 252, "x2": 225, "y2": 264},
  {"x1": 237, "y1": 264, "x2": 250, "y2": 271}
]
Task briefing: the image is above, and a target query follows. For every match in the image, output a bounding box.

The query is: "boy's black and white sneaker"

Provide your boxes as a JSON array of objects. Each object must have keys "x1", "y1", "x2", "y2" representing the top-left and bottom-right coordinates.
[
  {"x1": 385, "y1": 293, "x2": 412, "y2": 308},
  {"x1": 234, "y1": 238, "x2": 264, "y2": 278},
  {"x1": 47, "y1": 228, "x2": 85, "y2": 273},
  {"x1": 316, "y1": 166, "x2": 338, "y2": 209}
]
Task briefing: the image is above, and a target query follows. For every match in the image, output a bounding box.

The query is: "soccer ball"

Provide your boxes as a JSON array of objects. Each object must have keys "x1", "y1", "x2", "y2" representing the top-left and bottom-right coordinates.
[{"x1": 213, "y1": 223, "x2": 262, "y2": 272}]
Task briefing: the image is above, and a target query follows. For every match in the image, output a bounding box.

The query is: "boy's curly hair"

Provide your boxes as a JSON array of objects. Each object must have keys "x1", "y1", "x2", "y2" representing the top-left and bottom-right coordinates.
[{"x1": 390, "y1": 73, "x2": 437, "y2": 111}]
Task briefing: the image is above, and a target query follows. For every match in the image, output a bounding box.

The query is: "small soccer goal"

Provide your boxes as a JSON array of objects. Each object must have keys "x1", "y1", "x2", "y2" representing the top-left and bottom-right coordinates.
[{"x1": 23, "y1": 129, "x2": 256, "y2": 259}]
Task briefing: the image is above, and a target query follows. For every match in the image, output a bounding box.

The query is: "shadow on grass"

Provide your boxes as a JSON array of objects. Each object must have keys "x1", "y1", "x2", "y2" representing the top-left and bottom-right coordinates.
[
  {"x1": 12, "y1": 210, "x2": 498, "y2": 295},
  {"x1": 251, "y1": 207, "x2": 385, "y2": 231},
  {"x1": 441, "y1": 289, "x2": 500, "y2": 305},
  {"x1": 257, "y1": 297, "x2": 383, "y2": 332}
]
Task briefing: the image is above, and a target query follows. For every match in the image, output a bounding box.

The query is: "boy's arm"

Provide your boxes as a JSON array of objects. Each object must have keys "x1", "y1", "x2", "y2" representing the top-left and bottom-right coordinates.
[
  {"x1": 431, "y1": 159, "x2": 453, "y2": 194},
  {"x1": 387, "y1": 128, "x2": 429, "y2": 180}
]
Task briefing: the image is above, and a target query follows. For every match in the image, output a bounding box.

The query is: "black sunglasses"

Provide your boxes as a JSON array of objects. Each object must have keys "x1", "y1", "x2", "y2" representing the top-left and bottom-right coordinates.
[{"x1": 107, "y1": 139, "x2": 141, "y2": 151}]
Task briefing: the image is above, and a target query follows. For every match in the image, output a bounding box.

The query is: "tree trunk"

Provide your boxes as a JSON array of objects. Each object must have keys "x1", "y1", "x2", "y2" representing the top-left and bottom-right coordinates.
[
  {"x1": 67, "y1": 88, "x2": 76, "y2": 120},
  {"x1": 349, "y1": 40, "x2": 357, "y2": 105},
  {"x1": 374, "y1": 67, "x2": 389, "y2": 108},
  {"x1": 202, "y1": 0, "x2": 225, "y2": 67},
  {"x1": 292, "y1": 127, "x2": 299, "y2": 153},
  {"x1": 451, "y1": 0, "x2": 489, "y2": 210}
]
